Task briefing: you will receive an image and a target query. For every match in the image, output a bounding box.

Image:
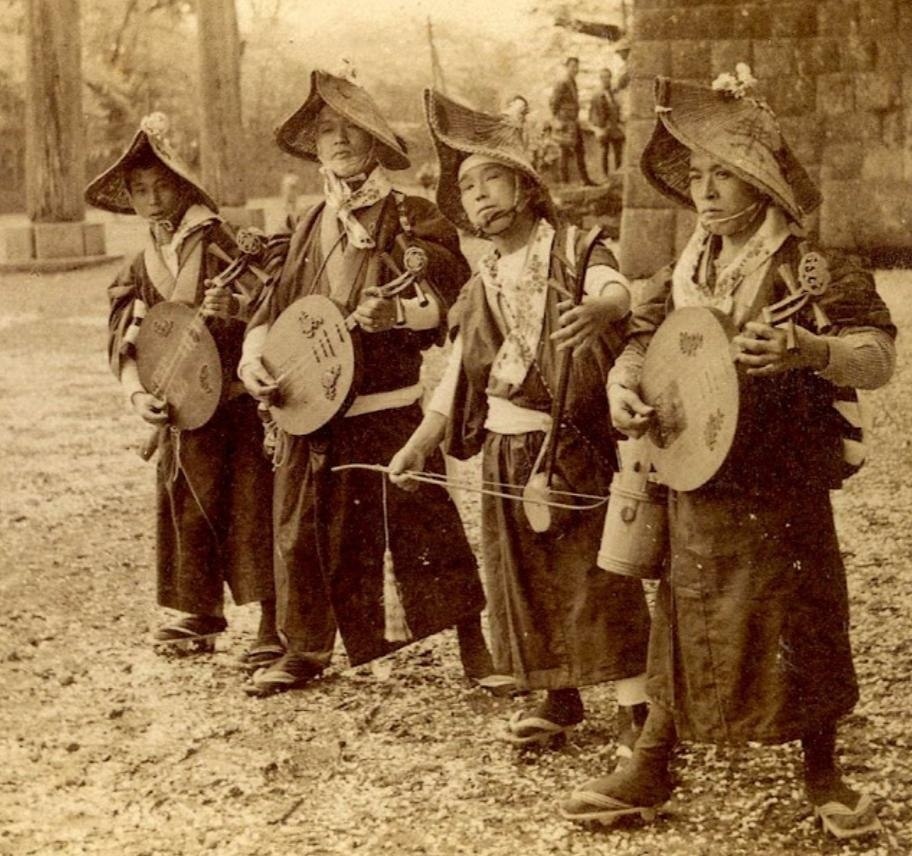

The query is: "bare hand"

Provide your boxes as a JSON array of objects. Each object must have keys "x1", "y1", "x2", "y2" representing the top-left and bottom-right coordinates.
[
  {"x1": 551, "y1": 295, "x2": 621, "y2": 355},
  {"x1": 353, "y1": 286, "x2": 397, "y2": 333},
  {"x1": 201, "y1": 284, "x2": 239, "y2": 319},
  {"x1": 131, "y1": 391, "x2": 168, "y2": 425},
  {"x1": 239, "y1": 358, "x2": 279, "y2": 403},
  {"x1": 388, "y1": 444, "x2": 427, "y2": 492},
  {"x1": 608, "y1": 384, "x2": 654, "y2": 438},
  {"x1": 733, "y1": 321, "x2": 827, "y2": 377}
]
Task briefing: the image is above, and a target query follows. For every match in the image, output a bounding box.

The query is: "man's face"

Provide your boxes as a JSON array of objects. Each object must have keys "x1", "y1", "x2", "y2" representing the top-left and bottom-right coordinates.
[
  {"x1": 458, "y1": 161, "x2": 521, "y2": 234},
  {"x1": 505, "y1": 98, "x2": 529, "y2": 124},
  {"x1": 126, "y1": 164, "x2": 184, "y2": 222},
  {"x1": 314, "y1": 106, "x2": 375, "y2": 178},
  {"x1": 566, "y1": 59, "x2": 579, "y2": 79}
]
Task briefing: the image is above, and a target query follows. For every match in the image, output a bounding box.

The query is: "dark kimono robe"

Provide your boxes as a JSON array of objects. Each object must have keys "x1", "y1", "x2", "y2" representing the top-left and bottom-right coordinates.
[
  {"x1": 446, "y1": 227, "x2": 651, "y2": 690},
  {"x1": 618, "y1": 235, "x2": 896, "y2": 743},
  {"x1": 254, "y1": 193, "x2": 485, "y2": 667},
  {"x1": 108, "y1": 219, "x2": 274, "y2": 615}
]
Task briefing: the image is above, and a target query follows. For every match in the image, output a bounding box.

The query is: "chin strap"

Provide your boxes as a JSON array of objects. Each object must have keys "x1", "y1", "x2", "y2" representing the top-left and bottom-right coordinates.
[{"x1": 699, "y1": 199, "x2": 764, "y2": 230}]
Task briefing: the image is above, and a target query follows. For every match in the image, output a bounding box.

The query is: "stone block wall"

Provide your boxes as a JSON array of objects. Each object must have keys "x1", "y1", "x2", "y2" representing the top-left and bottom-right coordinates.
[{"x1": 620, "y1": 0, "x2": 912, "y2": 277}]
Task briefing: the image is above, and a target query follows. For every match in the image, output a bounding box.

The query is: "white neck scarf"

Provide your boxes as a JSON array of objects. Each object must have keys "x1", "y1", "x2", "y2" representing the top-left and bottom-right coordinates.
[
  {"x1": 480, "y1": 218, "x2": 555, "y2": 387},
  {"x1": 672, "y1": 205, "x2": 792, "y2": 328},
  {"x1": 320, "y1": 165, "x2": 392, "y2": 249}
]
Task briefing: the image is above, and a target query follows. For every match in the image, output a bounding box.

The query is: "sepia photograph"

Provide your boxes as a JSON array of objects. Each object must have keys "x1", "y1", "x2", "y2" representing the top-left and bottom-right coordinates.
[{"x1": 0, "y1": 0, "x2": 910, "y2": 853}]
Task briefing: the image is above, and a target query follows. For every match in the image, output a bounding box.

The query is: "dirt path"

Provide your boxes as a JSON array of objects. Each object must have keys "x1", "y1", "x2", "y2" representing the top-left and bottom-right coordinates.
[{"x1": 0, "y1": 264, "x2": 910, "y2": 855}]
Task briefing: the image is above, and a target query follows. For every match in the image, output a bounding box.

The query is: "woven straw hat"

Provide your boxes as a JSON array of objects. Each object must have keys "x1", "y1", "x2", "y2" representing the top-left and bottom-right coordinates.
[
  {"x1": 641, "y1": 69, "x2": 820, "y2": 223},
  {"x1": 423, "y1": 88, "x2": 556, "y2": 233},
  {"x1": 275, "y1": 69, "x2": 410, "y2": 170},
  {"x1": 84, "y1": 113, "x2": 216, "y2": 215}
]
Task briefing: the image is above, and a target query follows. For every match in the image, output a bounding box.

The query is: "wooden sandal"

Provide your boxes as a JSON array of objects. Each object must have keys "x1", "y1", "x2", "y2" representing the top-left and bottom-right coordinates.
[
  {"x1": 814, "y1": 793, "x2": 881, "y2": 840},
  {"x1": 559, "y1": 789, "x2": 661, "y2": 826},
  {"x1": 502, "y1": 710, "x2": 578, "y2": 746},
  {"x1": 153, "y1": 615, "x2": 227, "y2": 654},
  {"x1": 237, "y1": 643, "x2": 285, "y2": 672}
]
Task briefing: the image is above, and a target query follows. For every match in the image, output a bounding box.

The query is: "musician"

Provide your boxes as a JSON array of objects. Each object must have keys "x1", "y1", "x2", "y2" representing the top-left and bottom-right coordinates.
[
  {"x1": 390, "y1": 90, "x2": 650, "y2": 751},
  {"x1": 561, "y1": 67, "x2": 896, "y2": 839},
  {"x1": 238, "y1": 70, "x2": 494, "y2": 694},
  {"x1": 86, "y1": 113, "x2": 280, "y2": 667}
]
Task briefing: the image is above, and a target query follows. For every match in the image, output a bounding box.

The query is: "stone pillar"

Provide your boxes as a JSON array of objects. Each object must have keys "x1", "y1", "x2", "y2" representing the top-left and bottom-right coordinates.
[
  {"x1": 1, "y1": 0, "x2": 112, "y2": 270},
  {"x1": 620, "y1": 0, "x2": 912, "y2": 277},
  {"x1": 196, "y1": 0, "x2": 262, "y2": 228}
]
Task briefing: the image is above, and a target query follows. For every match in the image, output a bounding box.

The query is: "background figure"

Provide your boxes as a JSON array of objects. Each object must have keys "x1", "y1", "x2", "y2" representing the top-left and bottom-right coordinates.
[
  {"x1": 549, "y1": 57, "x2": 594, "y2": 186},
  {"x1": 502, "y1": 94, "x2": 531, "y2": 154},
  {"x1": 279, "y1": 171, "x2": 303, "y2": 232},
  {"x1": 589, "y1": 68, "x2": 625, "y2": 180}
]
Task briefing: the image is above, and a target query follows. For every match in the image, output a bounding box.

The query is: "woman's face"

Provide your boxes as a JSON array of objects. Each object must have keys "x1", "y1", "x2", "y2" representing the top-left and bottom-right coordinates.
[
  {"x1": 126, "y1": 164, "x2": 184, "y2": 222},
  {"x1": 458, "y1": 161, "x2": 522, "y2": 234},
  {"x1": 688, "y1": 152, "x2": 763, "y2": 236},
  {"x1": 315, "y1": 106, "x2": 375, "y2": 178}
]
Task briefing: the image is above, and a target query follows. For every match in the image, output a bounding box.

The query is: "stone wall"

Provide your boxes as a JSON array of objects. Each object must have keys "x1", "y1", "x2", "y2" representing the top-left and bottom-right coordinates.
[{"x1": 620, "y1": 0, "x2": 912, "y2": 277}]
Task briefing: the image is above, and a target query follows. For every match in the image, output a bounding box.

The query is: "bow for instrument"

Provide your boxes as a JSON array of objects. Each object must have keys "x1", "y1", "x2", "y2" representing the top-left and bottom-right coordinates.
[
  {"x1": 138, "y1": 228, "x2": 270, "y2": 460},
  {"x1": 522, "y1": 225, "x2": 606, "y2": 533}
]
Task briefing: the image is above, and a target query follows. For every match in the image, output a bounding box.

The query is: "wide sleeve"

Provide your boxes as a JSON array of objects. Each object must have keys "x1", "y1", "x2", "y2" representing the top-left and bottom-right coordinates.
[
  {"x1": 606, "y1": 264, "x2": 673, "y2": 390},
  {"x1": 811, "y1": 252, "x2": 897, "y2": 390},
  {"x1": 107, "y1": 254, "x2": 147, "y2": 379},
  {"x1": 393, "y1": 196, "x2": 472, "y2": 348}
]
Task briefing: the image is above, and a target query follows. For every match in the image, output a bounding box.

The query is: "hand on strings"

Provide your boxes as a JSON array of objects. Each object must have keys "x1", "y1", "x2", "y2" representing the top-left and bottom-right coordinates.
[
  {"x1": 353, "y1": 286, "x2": 398, "y2": 333},
  {"x1": 607, "y1": 384, "x2": 654, "y2": 439},
  {"x1": 388, "y1": 444, "x2": 427, "y2": 492},
  {"x1": 551, "y1": 294, "x2": 620, "y2": 355},
  {"x1": 201, "y1": 284, "x2": 239, "y2": 319},
  {"x1": 733, "y1": 321, "x2": 828, "y2": 377},
  {"x1": 239, "y1": 358, "x2": 279, "y2": 403},
  {"x1": 131, "y1": 391, "x2": 168, "y2": 426}
]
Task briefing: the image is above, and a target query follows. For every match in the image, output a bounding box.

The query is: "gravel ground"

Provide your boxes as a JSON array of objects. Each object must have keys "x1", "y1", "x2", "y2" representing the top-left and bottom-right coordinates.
[{"x1": 0, "y1": 259, "x2": 910, "y2": 856}]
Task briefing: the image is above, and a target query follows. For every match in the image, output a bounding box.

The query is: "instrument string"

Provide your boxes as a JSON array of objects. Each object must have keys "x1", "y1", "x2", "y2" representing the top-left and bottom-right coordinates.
[{"x1": 330, "y1": 463, "x2": 609, "y2": 511}]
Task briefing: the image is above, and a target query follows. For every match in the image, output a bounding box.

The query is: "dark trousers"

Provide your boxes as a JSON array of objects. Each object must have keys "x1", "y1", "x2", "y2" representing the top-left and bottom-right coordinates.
[
  {"x1": 559, "y1": 126, "x2": 592, "y2": 184},
  {"x1": 598, "y1": 136, "x2": 624, "y2": 177}
]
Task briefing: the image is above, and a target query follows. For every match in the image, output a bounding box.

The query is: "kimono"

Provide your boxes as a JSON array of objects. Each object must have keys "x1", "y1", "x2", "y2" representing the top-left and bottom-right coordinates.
[
  {"x1": 610, "y1": 206, "x2": 896, "y2": 743},
  {"x1": 108, "y1": 207, "x2": 274, "y2": 615},
  {"x1": 254, "y1": 188, "x2": 486, "y2": 668},
  {"x1": 444, "y1": 220, "x2": 651, "y2": 691}
]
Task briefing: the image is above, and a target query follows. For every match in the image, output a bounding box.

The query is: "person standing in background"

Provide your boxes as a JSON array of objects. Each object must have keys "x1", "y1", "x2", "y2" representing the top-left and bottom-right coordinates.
[{"x1": 549, "y1": 58, "x2": 595, "y2": 186}]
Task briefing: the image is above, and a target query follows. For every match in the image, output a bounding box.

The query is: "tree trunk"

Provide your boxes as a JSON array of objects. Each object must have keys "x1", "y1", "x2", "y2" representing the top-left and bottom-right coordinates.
[
  {"x1": 25, "y1": 0, "x2": 85, "y2": 223},
  {"x1": 197, "y1": 0, "x2": 246, "y2": 207}
]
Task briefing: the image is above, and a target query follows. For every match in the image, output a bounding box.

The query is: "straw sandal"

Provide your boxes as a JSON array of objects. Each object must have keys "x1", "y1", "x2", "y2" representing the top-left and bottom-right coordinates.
[
  {"x1": 814, "y1": 793, "x2": 881, "y2": 840},
  {"x1": 237, "y1": 643, "x2": 285, "y2": 672},
  {"x1": 244, "y1": 654, "x2": 324, "y2": 697},
  {"x1": 153, "y1": 615, "x2": 227, "y2": 654},
  {"x1": 559, "y1": 789, "x2": 661, "y2": 826},
  {"x1": 502, "y1": 709, "x2": 579, "y2": 746}
]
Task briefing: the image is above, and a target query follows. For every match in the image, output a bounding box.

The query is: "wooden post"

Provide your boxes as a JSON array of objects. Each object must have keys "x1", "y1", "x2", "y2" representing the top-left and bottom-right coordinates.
[
  {"x1": 24, "y1": 0, "x2": 85, "y2": 223},
  {"x1": 196, "y1": 0, "x2": 246, "y2": 208}
]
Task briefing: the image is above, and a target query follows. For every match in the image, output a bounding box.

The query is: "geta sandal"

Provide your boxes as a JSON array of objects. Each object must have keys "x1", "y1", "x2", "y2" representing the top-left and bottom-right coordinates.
[
  {"x1": 559, "y1": 789, "x2": 661, "y2": 826},
  {"x1": 814, "y1": 793, "x2": 881, "y2": 840},
  {"x1": 244, "y1": 654, "x2": 323, "y2": 697},
  {"x1": 153, "y1": 615, "x2": 227, "y2": 654},
  {"x1": 502, "y1": 709, "x2": 579, "y2": 746},
  {"x1": 237, "y1": 643, "x2": 285, "y2": 672}
]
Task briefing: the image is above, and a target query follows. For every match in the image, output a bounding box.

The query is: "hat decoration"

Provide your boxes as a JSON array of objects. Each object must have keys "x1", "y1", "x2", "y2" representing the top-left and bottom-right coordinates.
[
  {"x1": 423, "y1": 88, "x2": 557, "y2": 233},
  {"x1": 84, "y1": 112, "x2": 217, "y2": 215},
  {"x1": 640, "y1": 65, "x2": 821, "y2": 223}
]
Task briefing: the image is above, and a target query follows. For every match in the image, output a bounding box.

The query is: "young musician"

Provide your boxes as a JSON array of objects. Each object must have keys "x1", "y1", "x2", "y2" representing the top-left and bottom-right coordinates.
[
  {"x1": 238, "y1": 70, "x2": 497, "y2": 694},
  {"x1": 561, "y1": 67, "x2": 896, "y2": 840},
  {"x1": 87, "y1": 114, "x2": 280, "y2": 667},
  {"x1": 390, "y1": 90, "x2": 651, "y2": 751}
]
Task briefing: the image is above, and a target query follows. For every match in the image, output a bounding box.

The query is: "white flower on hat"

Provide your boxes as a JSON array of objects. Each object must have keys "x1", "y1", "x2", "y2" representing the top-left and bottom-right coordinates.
[
  {"x1": 140, "y1": 112, "x2": 171, "y2": 139},
  {"x1": 712, "y1": 63, "x2": 758, "y2": 100}
]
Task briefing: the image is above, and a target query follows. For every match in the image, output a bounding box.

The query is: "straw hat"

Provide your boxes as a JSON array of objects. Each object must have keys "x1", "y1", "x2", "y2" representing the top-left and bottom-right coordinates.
[
  {"x1": 275, "y1": 69, "x2": 410, "y2": 170},
  {"x1": 84, "y1": 113, "x2": 216, "y2": 215},
  {"x1": 641, "y1": 66, "x2": 820, "y2": 223},
  {"x1": 423, "y1": 88, "x2": 556, "y2": 233}
]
